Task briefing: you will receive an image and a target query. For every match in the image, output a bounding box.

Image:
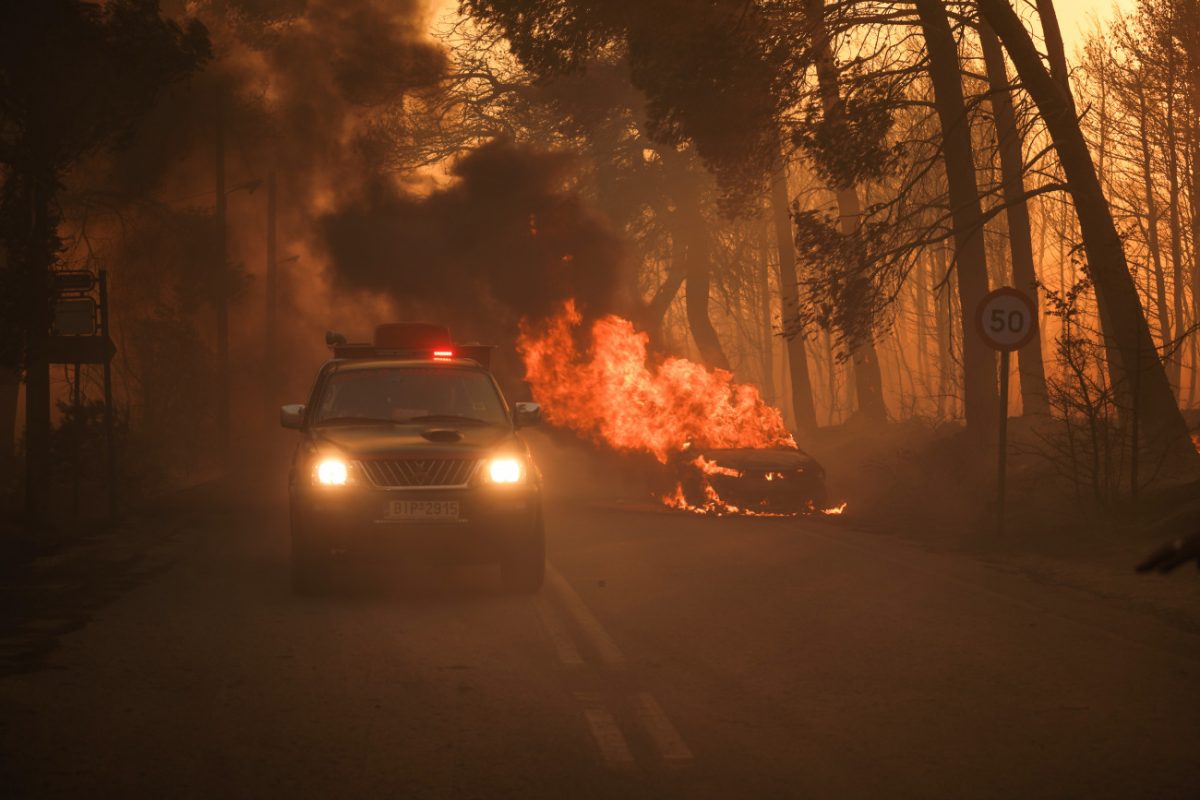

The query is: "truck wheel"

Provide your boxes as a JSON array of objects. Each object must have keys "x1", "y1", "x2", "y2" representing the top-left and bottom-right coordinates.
[{"x1": 501, "y1": 520, "x2": 545, "y2": 594}]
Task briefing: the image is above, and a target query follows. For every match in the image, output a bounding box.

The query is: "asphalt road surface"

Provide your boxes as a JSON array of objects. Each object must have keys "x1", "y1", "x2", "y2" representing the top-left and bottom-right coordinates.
[{"x1": 2, "y1": 444, "x2": 1198, "y2": 799}]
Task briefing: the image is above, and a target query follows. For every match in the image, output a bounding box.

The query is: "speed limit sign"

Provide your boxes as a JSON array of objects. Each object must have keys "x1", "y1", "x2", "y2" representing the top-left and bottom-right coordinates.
[
  {"x1": 976, "y1": 287, "x2": 1037, "y2": 351},
  {"x1": 976, "y1": 286, "x2": 1038, "y2": 537}
]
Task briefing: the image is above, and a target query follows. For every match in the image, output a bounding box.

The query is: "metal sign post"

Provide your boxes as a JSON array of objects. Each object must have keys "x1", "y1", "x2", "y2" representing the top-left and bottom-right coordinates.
[
  {"x1": 49, "y1": 269, "x2": 117, "y2": 519},
  {"x1": 99, "y1": 271, "x2": 117, "y2": 519},
  {"x1": 976, "y1": 287, "x2": 1038, "y2": 535}
]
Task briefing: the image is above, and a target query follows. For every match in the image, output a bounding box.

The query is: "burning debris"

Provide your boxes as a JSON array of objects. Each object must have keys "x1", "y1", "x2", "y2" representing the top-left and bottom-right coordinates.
[{"x1": 518, "y1": 301, "x2": 846, "y2": 516}]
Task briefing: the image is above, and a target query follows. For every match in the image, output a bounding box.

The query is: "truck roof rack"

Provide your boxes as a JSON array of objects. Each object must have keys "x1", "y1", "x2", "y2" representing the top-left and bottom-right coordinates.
[
  {"x1": 330, "y1": 343, "x2": 495, "y2": 370},
  {"x1": 325, "y1": 324, "x2": 494, "y2": 368}
]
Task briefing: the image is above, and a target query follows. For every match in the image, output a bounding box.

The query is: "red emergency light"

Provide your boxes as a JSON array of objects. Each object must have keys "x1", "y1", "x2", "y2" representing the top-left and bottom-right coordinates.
[{"x1": 432, "y1": 349, "x2": 455, "y2": 361}]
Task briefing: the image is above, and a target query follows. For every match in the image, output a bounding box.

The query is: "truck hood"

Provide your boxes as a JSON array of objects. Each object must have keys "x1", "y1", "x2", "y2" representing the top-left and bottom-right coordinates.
[{"x1": 310, "y1": 423, "x2": 518, "y2": 458}]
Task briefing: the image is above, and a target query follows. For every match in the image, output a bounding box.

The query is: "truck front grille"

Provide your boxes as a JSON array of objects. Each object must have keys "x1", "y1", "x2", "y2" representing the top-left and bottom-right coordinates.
[{"x1": 357, "y1": 458, "x2": 480, "y2": 488}]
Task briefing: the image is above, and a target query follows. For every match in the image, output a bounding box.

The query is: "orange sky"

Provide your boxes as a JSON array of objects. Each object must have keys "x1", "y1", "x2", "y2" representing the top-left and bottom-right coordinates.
[
  {"x1": 431, "y1": 0, "x2": 1136, "y2": 63},
  {"x1": 1051, "y1": 0, "x2": 1137, "y2": 56}
]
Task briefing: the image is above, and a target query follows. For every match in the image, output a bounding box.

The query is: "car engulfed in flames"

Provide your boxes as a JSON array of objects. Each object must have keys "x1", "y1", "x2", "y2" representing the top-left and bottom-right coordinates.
[
  {"x1": 519, "y1": 301, "x2": 846, "y2": 518},
  {"x1": 666, "y1": 447, "x2": 830, "y2": 516}
]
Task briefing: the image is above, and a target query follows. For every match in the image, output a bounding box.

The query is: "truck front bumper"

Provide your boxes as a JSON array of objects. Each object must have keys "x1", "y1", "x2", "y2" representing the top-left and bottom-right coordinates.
[{"x1": 292, "y1": 484, "x2": 541, "y2": 563}]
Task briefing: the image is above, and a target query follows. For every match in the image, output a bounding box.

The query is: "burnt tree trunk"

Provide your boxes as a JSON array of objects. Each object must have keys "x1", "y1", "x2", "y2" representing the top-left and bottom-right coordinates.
[
  {"x1": 758, "y1": 221, "x2": 777, "y2": 405},
  {"x1": 6, "y1": 169, "x2": 55, "y2": 522},
  {"x1": 1165, "y1": 39, "x2": 1185, "y2": 394},
  {"x1": 1034, "y1": 0, "x2": 1073, "y2": 103},
  {"x1": 681, "y1": 228, "x2": 729, "y2": 371},
  {"x1": 979, "y1": 0, "x2": 1198, "y2": 465},
  {"x1": 804, "y1": 0, "x2": 887, "y2": 423},
  {"x1": 916, "y1": 0, "x2": 999, "y2": 440},
  {"x1": 659, "y1": 147, "x2": 730, "y2": 371},
  {"x1": 642, "y1": 228, "x2": 687, "y2": 350},
  {"x1": 979, "y1": 19, "x2": 1050, "y2": 415},
  {"x1": 771, "y1": 164, "x2": 818, "y2": 432},
  {"x1": 1189, "y1": 129, "x2": 1200, "y2": 404},
  {"x1": 0, "y1": 366, "x2": 18, "y2": 485},
  {"x1": 1135, "y1": 76, "x2": 1171, "y2": 353}
]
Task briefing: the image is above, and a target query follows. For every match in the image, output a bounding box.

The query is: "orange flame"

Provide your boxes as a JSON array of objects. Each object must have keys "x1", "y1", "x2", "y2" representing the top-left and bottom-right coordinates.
[
  {"x1": 519, "y1": 301, "x2": 845, "y2": 518},
  {"x1": 693, "y1": 455, "x2": 742, "y2": 478},
  {"x1": 518, "y1": 301, "x2": 795, "y2": 463}
]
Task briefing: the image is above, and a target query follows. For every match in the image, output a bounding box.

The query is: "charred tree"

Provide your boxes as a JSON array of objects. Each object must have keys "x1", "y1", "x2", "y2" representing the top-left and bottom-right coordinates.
[
  {"x1": 772, "y1": 164, "x2": 818, "y2": 432},
  {"x1": 803, "y1": 0, "x2": 887, "y2": 424},
  {"x1": 1163, "y1": 30, "x2": 1185, "y2": 394},
  {"x1": 757, "y1": 221, "x2": 777, "y2": 405},
  {"x1": 915, "y1": 0, "x2": 998, "y2": 440},
  {"x1": 1133, "y1": 73, "x2": 1172, "y2": 354},
  {"x1": 978, "y1": 19, "x2": 1050, "y2": 415},
  {"x1": 642, "y1": 252, "x2": 687, "y2": 348},
  {"x1": 661, "y1": 149, "x2": 731, "y2": 371},
  {"x1": 0, "y1": 2, "x2": 209, "y2": 522},
  {"x1": 978, "y1": 0, "x2": 1198, "y2": 465},
  {"x1": 682, "y1": 226, "x2": 731, "y2": 372}
]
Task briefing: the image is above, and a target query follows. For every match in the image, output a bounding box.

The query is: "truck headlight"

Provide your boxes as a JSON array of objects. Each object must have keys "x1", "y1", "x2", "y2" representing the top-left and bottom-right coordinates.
[
  {"x1": 487, "y1": 457, "x2": 523, "y2": 484},
  {"x1": 315, "y1": 457, "x2": 349, "y2": 486}
]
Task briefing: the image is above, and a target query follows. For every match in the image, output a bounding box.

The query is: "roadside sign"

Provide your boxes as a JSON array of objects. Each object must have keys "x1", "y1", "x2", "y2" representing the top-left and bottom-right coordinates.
[
  {"x1": 53, "y1": 298, "x2": 97, "y2": 335},
  {"x1": 976, "y1": 287, "x2": 1037, "y2": 351},
  {"x1": 51, "y1": 270, "x2": 97, "y2": 294},
  {"x1": 976, "y1": 287, "x2": 1038, "y2": 536}
]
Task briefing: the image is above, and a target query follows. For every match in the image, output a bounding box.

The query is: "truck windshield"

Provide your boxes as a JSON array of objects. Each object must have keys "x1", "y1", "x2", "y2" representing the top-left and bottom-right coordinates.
[{"x1": 313, "y1": 367, "x2": 508, "y2": 426}]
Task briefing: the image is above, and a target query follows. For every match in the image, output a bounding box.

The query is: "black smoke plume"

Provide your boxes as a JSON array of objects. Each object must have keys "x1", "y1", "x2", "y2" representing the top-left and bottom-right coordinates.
[{"x1": 320, "y1": 137, "x2": 629, "y2": 342}]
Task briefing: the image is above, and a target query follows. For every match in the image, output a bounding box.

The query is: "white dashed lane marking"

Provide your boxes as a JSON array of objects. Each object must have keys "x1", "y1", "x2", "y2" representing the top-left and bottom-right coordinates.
[
  {"x1": 575, "y1": 691, "x2": 636, "y2": 768},
  {"x1": 634, "y1": 692, "x2": 694, "y2": 761},
  {"x1": 541, "y1": 563, "x2": 695, "y2": 768},
  {"x1": 545, "y1": 564, "x2": 626, "y2": 667}
]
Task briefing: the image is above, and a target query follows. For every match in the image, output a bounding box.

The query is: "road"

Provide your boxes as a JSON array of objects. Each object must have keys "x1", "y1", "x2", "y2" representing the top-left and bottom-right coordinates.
[{"x1": 1, "y1": 443, "x2": 1198, "y2": 799}]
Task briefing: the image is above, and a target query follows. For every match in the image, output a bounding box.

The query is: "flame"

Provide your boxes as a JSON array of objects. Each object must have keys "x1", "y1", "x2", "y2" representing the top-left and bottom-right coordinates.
[
  {"x1": 661, "y1": 480, "x2": 799, "y2": 517},
  {"x1": 519, "y1": 302, "x2": 846, "y2": 518},
  {"x1": 693, "y1": 455, "x2": 742, "y2": 478},
  {"x1": 518, "y1": 301, "x2": 795, "y2": 463}
]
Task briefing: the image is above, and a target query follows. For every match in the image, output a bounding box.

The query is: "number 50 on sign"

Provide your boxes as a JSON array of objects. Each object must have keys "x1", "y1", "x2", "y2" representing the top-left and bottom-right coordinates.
[{"x1": 976, "y1": 287, "x2": 1037, "y2": 352}]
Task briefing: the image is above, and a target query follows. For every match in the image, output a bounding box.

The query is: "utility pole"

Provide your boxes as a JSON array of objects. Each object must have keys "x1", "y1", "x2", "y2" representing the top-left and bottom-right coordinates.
[
  {"x1": 99, "y1": 270, "x2": 117, "y2": 519},
  {"x1": 215, "y1": 106, "x2": 230, "y2": 465},
  {"x1": 24, "y1": 177, "x2": 50, "y2": 523},
  {"x1": 265, "y1": 170, "x2": 277, "y2": 418}
]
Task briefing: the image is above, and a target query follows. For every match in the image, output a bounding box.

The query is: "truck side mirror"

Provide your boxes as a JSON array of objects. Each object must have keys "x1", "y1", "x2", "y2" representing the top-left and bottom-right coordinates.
[
  {"x1": 280, "y1": 404, "x2": 305, "y2": 429},
  {"x1": 513, "y1": 402, "x2": 542, "y2": 429}
]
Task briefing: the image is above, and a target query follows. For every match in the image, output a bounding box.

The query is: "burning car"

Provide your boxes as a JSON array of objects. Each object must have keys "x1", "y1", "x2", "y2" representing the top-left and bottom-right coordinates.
[
  {"x1": 518, "y1": 302, "x2": 845, "y2": 517},
  {"x1": 669, "y1": 446, "x2": 829, "y2": 515}
]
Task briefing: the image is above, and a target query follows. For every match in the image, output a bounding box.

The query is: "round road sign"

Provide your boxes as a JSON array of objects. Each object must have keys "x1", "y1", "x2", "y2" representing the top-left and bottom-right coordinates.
[{"x1": 976, "y1": 287, "x2": 1037, "y2": 352}]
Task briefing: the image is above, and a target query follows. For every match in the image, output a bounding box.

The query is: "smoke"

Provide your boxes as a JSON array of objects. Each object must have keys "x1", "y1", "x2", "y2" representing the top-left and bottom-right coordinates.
[
  {"x1": 53, "y1": 0, "x2": 458, "y2": 449},
  {"x1": 80, "y1": 0, "x2": 452, "y2": 356},
  {"x1": 319, "y1": 137, "x2": 629, "y2": 341},
  {"x1": 101, "y1": 0, "x2": 446, "y2": 201},
  {"x1": 60, "y1": 0, "x2": 630, "y2": 445}
]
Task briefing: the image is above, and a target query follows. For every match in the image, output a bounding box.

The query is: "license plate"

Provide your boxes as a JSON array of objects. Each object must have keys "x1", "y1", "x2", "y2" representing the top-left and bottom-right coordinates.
[{"x1": 385, "y1": 499, "x2": 460, "y2": 521}]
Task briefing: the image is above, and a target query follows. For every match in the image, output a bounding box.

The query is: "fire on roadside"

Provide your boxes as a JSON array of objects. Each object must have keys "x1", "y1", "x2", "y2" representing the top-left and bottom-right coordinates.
[{"x1": 518, "y1": 301, "x2": 847, "y2": 517}]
